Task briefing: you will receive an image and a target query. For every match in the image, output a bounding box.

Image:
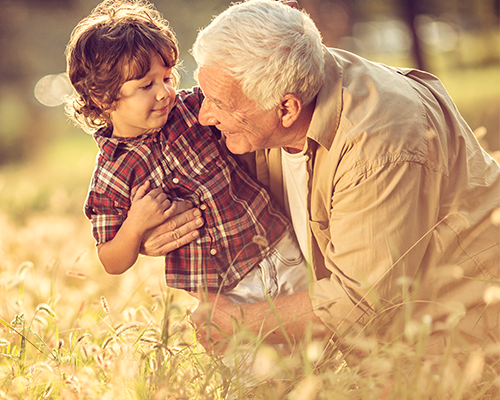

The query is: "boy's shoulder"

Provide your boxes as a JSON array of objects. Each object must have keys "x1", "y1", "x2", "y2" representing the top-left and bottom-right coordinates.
[{"x1": 175, "y1": 86, "x2": 204, "y2": 109}]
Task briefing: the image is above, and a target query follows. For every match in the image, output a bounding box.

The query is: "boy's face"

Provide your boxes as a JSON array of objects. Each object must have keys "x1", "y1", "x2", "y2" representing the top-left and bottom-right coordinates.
[{"x1": 110, "y1": 54, "x2": 176, "y2": 138}]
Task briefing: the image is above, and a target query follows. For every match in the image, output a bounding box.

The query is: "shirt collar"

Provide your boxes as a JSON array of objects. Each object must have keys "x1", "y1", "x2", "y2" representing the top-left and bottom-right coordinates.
[
  {"x1": 94, "y1": 127, "x2": 159, "y2": 162},
  {"x1": 305, "y1": 47, "x2": 343, "y2": 152}
]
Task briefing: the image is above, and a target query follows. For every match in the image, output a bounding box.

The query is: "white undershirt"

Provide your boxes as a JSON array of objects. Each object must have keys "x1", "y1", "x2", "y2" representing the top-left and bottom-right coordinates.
[{"x1": 281, "y1": 148, "x2": 310, "y2": 265}]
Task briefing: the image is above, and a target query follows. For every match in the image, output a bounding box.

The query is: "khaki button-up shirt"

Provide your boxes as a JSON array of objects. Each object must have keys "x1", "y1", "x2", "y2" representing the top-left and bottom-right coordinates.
[{"x1": 252, "y1": 48, "x2": 500, "y2": 350}]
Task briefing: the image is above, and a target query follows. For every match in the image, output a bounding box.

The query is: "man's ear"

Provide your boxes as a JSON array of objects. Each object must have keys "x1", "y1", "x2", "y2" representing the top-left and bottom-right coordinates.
[
  {"x1": 279, "y1": 94, "x2": 302, "y2": 128},
  {"x1": 283, "y1": 1, "x2": 299, "y2": 10}
]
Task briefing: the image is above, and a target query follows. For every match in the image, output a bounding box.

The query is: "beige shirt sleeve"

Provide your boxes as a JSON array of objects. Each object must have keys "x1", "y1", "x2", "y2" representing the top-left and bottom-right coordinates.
[
  {"x1": 309, "y1": 158, "x2": 443, "y2": 334},
  {"x1": 306, "y1": 52, "x2": 500, "y2": 342}
]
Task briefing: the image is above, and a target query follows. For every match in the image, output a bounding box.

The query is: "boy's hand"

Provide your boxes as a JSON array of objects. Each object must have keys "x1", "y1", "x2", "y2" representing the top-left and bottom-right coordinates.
[{"x1": 127, "y1": 181, "x2": 172, "y2": 233}]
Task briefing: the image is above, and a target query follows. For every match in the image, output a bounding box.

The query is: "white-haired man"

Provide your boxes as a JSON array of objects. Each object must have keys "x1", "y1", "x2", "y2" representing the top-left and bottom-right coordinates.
[{"x1": 146, "y1": 0, "x2": 500, "y2": 360}]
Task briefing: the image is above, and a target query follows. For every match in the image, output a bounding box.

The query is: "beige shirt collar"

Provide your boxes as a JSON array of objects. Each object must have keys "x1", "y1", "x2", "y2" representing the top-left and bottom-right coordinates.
[{"x1": 306, "y1": 47, "x2": 343, "y2": 152}]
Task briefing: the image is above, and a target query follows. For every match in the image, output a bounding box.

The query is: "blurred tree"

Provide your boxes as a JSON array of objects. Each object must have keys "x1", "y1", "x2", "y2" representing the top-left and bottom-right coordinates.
[
  {"x1": 0, "y1": 0, "x2": 497, "y2": 167},
  {"x1": 400, "y1": 0, "x2": 426, "y2": 71},
  {"x1": 295, "y1": 0, "x2": 354, "y2": 46}
]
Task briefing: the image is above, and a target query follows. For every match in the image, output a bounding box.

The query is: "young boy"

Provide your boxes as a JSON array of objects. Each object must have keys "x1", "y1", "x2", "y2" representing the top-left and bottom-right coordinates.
[{"x1": 65, "y1": 0, "x2": 307, "y2": 302}]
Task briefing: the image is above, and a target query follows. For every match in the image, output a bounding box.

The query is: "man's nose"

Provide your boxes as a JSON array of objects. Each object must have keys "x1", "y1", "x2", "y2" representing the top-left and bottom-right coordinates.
[{"x1": 198, "y1": 99, "x2": 218, "y2": 126}]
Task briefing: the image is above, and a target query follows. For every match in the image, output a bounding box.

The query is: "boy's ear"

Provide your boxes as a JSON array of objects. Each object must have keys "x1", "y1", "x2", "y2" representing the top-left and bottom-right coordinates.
[{"x1": 279, "y1": 94, "x2": 302, "y2": 128}]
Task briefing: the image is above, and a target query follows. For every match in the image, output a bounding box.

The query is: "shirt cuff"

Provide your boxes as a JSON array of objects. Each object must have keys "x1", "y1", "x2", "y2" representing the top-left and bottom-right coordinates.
[{"x1": 309, "y1": 277, "x2": 372, "y2": 336}]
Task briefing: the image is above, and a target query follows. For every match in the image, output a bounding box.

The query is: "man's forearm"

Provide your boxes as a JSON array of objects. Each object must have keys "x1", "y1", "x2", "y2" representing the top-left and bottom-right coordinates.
[
  {"x1": 244, "y1": 290, "x2": 328, "y2": 343},
  {"x1": 195, "y1": 290, "x2": 330, "y2": 345}
]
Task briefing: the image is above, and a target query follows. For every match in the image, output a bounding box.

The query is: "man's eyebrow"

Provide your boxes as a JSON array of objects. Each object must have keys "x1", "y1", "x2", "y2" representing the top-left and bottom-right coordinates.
[{"x1": 205, "y1": 94, "x2": 223, "y2": 106}]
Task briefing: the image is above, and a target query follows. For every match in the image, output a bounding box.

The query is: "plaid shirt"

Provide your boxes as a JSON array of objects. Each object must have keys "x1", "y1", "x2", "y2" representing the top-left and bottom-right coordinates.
[{"x1": 84, "y1": 87, "x2": 289, "y2": 292}]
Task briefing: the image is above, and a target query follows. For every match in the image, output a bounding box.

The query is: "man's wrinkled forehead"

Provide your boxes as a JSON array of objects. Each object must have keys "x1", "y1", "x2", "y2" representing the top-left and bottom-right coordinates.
[{"x1": 196, "y1": 66, "x2": 233, "y2": 108}]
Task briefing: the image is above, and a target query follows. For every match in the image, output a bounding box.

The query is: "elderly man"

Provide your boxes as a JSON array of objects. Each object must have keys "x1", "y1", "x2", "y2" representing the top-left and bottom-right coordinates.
[{"x1": 146, "y1": 0, "x2": 500, "y2": 359}]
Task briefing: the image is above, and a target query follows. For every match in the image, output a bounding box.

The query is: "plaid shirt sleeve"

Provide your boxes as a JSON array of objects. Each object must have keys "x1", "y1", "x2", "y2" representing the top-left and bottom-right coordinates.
[
  {"x1": 83, "y1": 136, "x2": 146, "y2": 246},
  {"x1": 84, "y1": 185, "x2": 127, "y2": 246},
  {"x1": 84, "y1": 126, "x2": 165, "y2": 246}
]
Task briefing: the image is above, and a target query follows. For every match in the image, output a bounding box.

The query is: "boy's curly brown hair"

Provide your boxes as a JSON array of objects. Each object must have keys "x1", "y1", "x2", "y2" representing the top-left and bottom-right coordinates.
[{"x1": 65, "y1": 0, "x2": 179, "y2": 132}]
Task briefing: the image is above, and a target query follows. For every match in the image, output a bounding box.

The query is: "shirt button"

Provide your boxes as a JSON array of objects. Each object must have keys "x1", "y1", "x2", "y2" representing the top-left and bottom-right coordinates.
[
  {"x1": 172, "y1": 178, "x2": 179, "y2": 184},
  {"x1": 210, "y1": 249, "x2": 217, "y2": 256},
  {"x1": 200, "y1": 204, "x2": 207, "y2": 211}
]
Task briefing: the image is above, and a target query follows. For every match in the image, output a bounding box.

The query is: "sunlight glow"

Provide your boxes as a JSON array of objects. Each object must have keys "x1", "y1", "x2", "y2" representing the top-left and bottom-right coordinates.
[{"x1": 34, "y1": 73, "x2": 72, "y2": 107}]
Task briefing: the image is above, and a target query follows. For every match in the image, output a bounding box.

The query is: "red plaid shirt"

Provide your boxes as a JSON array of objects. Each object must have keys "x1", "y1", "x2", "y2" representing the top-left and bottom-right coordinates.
[{"x1": 84, "y1": 87, "x2": 289, "y2": 292}]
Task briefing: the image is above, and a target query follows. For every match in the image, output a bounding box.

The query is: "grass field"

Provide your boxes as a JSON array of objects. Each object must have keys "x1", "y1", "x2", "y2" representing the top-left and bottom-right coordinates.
[
  {"x1": 0, "y1": 57, "x2": 499, "y2": 398},
  {"x1": 0, "y1": 127, "x2": 498, "y2": 400}
]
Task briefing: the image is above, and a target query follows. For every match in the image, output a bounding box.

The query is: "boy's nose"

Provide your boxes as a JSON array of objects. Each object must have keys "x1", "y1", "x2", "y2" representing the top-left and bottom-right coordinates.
[
  {"x1": 156, "y1": 84, "x2": 170, "y2": 101},
  {"x1": 198, "y1": 99, "x2": 218, "y2": 126}
]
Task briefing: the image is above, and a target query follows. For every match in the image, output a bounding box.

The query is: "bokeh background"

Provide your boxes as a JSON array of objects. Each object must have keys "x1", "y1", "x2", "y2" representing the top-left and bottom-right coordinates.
[
  {"x1": 0, "y1": 3, "x2": 497, "y2": 397},
  {"x1": 0, "y1": 0, "x2": 498, "y2": 290},
  {"x1": 0, "y1": 0, "x2": 498, "y2": 167}
]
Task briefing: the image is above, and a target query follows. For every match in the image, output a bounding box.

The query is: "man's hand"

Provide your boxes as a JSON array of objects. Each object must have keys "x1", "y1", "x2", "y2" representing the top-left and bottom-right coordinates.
[
  {"x1": 189, "y1": 292, "x2": 239, "y2": 353},
  {"x1": 140, "y1": 200, "x2": 205, "y2": 256}
]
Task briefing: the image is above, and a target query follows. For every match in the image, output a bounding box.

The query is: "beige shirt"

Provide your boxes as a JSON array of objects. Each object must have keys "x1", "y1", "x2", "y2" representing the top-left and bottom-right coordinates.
[{"x1": 252, "y1": 48, "x2": 500, "y2": 350}]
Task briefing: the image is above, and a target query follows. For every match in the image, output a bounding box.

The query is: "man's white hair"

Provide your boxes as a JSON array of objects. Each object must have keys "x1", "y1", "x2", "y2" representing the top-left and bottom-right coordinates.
[{"x1": 192, "y1": 0, "x2": 325, "y2": 110}]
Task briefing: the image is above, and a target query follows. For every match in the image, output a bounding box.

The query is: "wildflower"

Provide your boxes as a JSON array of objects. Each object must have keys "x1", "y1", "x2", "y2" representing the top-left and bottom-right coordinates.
[
  {"x1": 289, "y1": 375, "x2": 322, "y2": 400},
  {"x1": 36, "y1": 303, "x2": 57, "y2": 318},
  {"x1": 10, "y1": 313, "x2": 25, "y2": 327},
  {"x1": 483, "y1": 286, "x2": 500, "y2": 305},
  {"x1": 491, "y1": 208, "x2": 500, "y2": 227},
  {"x1": 462, "y1": 351, "x2": 485, "y2": 389},
  {"x1": 451, "y1": 266, "x2": 463, "y2": 279},
  {"x1": 116, "y1": 324, "x2": 139, "y2": 337},
  {"x1": 42, "y1": 385, "x2": 53, "y2": 399},
  {"x1": 102, "y1": 336, "x2": 115, "y2": 349},
  {"x1": 76, "y1": 333, "x2": 92, "y2": 343},
  {"x1": 100, "y1": 296, "x2": 110, "y2": 315},
  {"x1": 306, "y1": 341, "x2": 324, "y2": 363},
  {"x1": 66, "y1": 270, "x2": 86, "y2": 279},
  {"x1": 252, "y1": 345, "x2": 280, "y2": 380},
  {"x1": 16, "y1": 261, "x2": 33, "y2": 281},
  {"x1": 140, "y1": 337, "x2": 161, "y2": 345}
]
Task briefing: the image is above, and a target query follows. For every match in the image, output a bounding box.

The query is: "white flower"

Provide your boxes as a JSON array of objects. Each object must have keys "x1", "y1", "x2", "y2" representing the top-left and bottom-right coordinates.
[{"x1": 483, "y1": 286, "x2": 500, "y2": 305}]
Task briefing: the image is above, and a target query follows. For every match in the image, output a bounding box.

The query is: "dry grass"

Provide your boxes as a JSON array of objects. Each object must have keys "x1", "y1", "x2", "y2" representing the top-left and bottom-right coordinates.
[{"x1": 0, "y1": 132, "x2": 498, "y2": 399}]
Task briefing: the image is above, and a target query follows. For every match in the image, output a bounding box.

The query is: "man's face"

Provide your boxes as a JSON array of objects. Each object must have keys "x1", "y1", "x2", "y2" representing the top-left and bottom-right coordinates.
[{"x1": 196, "y1": 65, "x2": 282, "y2": 154}]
